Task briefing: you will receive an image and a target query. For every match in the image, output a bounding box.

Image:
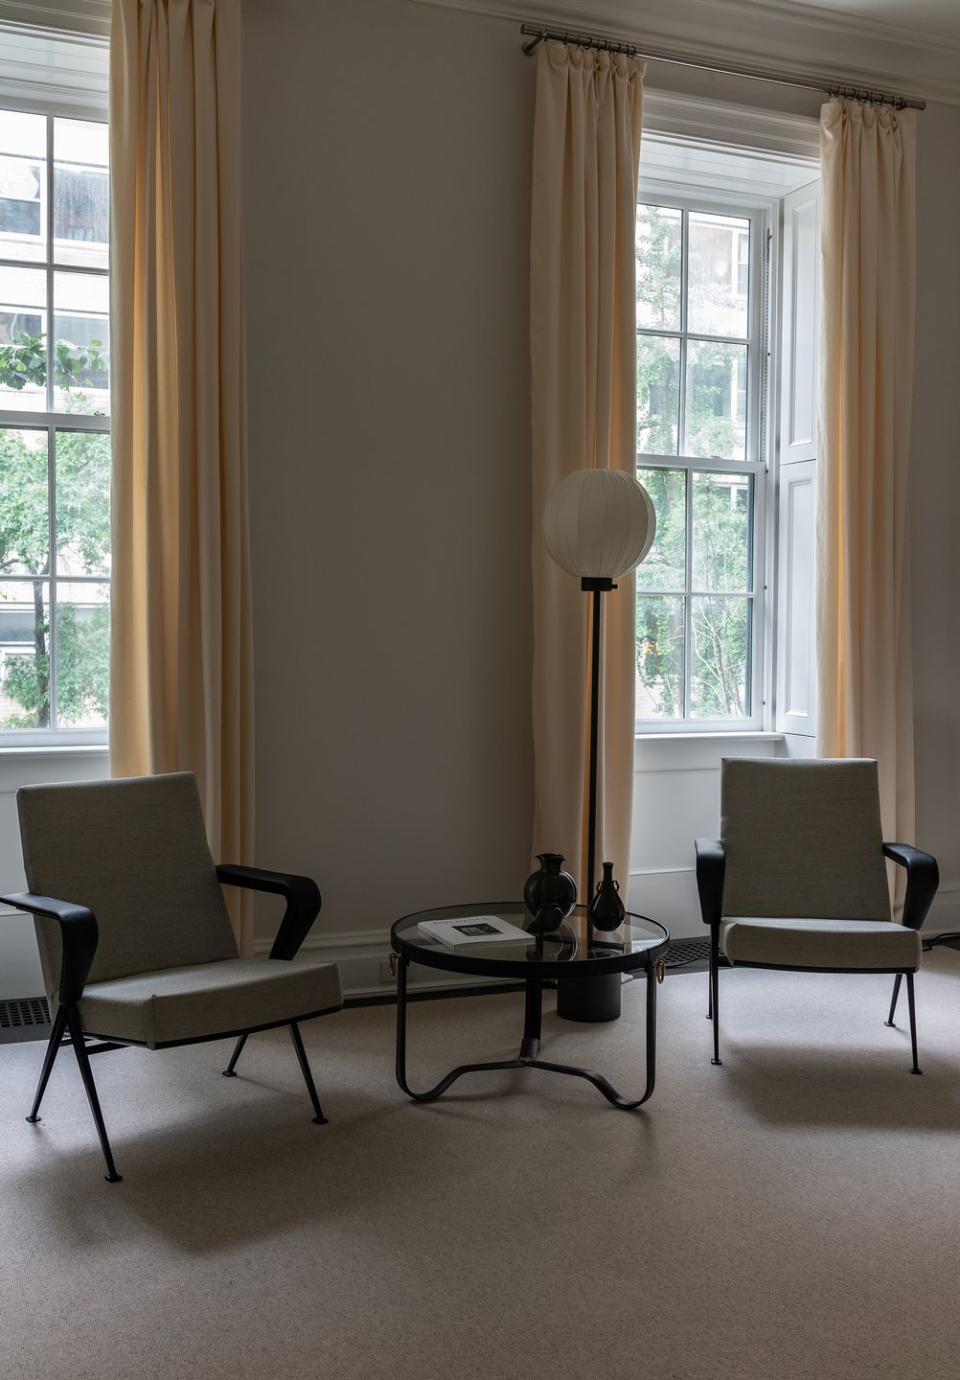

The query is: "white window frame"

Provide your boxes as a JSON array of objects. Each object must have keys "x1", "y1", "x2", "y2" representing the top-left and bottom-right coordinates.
[
  {"x1": 0, "y1": 95, "x2": 110, "y2": 749},
  {"x1": 635, "y1": 180, "x2": 779, "y2": 734}
]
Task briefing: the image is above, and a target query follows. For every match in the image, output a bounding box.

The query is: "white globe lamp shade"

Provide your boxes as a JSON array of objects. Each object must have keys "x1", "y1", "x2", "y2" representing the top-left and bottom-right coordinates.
[{"x1": 542, "y1": 468, "x2": 656, "y2": 580}]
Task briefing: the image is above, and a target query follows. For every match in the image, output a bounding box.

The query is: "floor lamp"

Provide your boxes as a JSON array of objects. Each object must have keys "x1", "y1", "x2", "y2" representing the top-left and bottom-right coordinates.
[{"x1": 542, "y1": 468, "x2": 656, "y2": 1021}]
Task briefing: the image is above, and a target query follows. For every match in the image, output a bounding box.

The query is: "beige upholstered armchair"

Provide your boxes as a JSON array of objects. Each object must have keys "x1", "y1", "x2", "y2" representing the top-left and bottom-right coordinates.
[
  {"x1": 2, "y1": 773, "x2": 342, "y2": 1183},
  {"x1": 696, "y1": 759, "x2": 938, "y2": 1073}
]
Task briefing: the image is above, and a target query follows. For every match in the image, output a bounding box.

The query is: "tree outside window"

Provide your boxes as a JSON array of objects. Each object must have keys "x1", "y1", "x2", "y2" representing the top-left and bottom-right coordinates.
[
  {"x1": 635, "y1": 201, "x2": 758, "y2": 723},
  {"x1": 0, "y1": 108, "x2": 110, "y2": 736}
]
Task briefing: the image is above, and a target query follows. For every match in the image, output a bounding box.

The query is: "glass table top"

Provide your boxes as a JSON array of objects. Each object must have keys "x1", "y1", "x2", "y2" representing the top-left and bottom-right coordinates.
[{"x1": 392, "y1": 903, "x2": 669, "y2": 974}]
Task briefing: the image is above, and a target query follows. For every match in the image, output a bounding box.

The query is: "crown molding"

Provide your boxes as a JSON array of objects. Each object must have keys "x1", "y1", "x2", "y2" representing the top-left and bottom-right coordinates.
[
  {"x1": 409, "y1": 0, "x2": 960, "y2": 107},
  {"x1": 0, "y1": 1, "x2": 110, "y2": 38}
]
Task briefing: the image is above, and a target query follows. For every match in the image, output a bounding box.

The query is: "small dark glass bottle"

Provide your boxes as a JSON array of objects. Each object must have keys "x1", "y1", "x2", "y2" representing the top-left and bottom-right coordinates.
[{"x1": 589, "y1": 861, "x2": 626, "y2": 932}]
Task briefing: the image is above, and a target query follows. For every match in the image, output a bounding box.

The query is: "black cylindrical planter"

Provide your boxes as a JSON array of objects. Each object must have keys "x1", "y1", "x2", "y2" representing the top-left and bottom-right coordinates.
[{"x1": 556, "y1": 971, "x2": 622, "y2": 1023}]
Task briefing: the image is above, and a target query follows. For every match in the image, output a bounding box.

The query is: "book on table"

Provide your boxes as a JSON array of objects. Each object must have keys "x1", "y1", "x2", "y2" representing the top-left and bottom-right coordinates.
[{"x1": 417, "y1": 914, "x2": 534, "y2": 946}]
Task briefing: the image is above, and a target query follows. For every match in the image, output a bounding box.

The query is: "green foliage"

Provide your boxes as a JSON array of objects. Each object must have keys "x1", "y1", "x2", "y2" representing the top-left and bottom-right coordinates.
[
  {"x1": 0, "y1": 331, "x2": 106, "y2": 395},
  {"x1": 636, "y1": 207, "x2": 751, "y2": 721},
  {"x1": 0, "y1": 334, "x2": 110, "y2": 730}
]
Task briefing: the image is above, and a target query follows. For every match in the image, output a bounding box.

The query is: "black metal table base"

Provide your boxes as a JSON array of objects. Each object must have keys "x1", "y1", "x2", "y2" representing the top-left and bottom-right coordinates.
[{"x1": 394, "y1": 956, "x2": 657, "y2": 1111}]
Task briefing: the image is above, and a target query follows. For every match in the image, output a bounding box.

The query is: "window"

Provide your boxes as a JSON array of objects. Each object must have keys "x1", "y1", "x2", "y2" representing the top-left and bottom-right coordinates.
[
  {"x1": 0, "y1": 108, "x2": 110, "y2": 741},
  {"x1": 634, "y1": 195, "x2": 767, "y2": 728}
]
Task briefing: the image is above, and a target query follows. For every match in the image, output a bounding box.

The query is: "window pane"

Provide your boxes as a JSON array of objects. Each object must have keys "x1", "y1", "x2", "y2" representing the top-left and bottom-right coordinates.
[
  {"x1": 688, "y1": 212, "x2": 750, "y2": 338},
  {"x1": 55, "y1": 581, "x2": 109, "y2": 728},
  {"x1": 636, "y1": 204, "x2": 681, "y2": 331},
  {"x1": 637, "y1": 334, "x2": 680, "y2": 456},
  {"x1": 0, "y1": 427, "x2": 49, "y2": 574},
  {"x1": 684, "y1": 340, "x2": 747, "y2": 461},
  {"x1": 691, "y1": 471, "x2": 752, "y2": 593},
  {"x1": 55, "y1": 430, "x2": 111, "y2": 576},
  {"x1": 636, "y1": 594, "x2": 684, "y2": 720},
  {"x1": 53, "y1": 270, "x2": 109, "y2": 414},
  {"x1": 0, "y1": 265, "x2": 47, "y2": 411},
  {"x1": 54, "y1": 118, "x2": 108, "y2": 270},
  {"x1": 636, "y1": 467, "x2": 685, "y2": 591},
  {"x1": 0, "y1": 111, "x2": 45, "y2": 265},
  {"x1": 0, "y1": 579, "x2": 50, "y2": 729},
  {"x1": 690, "y1": 596, "x2": 750, "y2": 718}
]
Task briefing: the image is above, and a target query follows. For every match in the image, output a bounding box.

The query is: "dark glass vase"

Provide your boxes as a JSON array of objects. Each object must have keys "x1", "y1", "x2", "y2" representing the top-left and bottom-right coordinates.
[
  {"x1": 523, "y1": 853, "x2": 577, "y2": 935},
  {"x1": 589, "y1": 861, "x2": 626, "y2": 932}
]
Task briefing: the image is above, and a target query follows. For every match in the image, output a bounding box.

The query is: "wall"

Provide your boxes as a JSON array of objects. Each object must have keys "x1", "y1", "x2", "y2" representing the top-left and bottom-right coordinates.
[
  {"x1": 243, "y1": 0, "x2": 535, "y2": 985},
  {"x1": 908, "y1": 97, "x2": 960, "y2": 934},
  {"x1": 242, "y1": 0, "x2": 960, "y2": 990}
]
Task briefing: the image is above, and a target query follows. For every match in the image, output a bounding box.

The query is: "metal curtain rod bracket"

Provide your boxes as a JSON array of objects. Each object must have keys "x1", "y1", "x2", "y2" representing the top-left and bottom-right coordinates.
[
  {"x1": 827, "y1": 83, "x2": 910, "y2": 110},
  {"x1": 521, "y1": 25, "x2": 637, "y2": 58},
  {"x1": 518, "y1": 22, "x2": 926, "y2": 111}
]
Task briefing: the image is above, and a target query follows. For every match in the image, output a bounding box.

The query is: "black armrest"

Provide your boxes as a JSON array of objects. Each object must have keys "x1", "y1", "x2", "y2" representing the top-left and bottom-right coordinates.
[
  {"x1": 883, "y1": 843, "x2": 939, "y2": 931},
  {"x1": 695, "y1": 839, "x2": 726, "y2": 928},
  {"x1": 215, "y1": 864, "x2": 321, "y2": 960},
  {"x1": 0, "y1": 891, "x2": 98, "y2": 1005}
]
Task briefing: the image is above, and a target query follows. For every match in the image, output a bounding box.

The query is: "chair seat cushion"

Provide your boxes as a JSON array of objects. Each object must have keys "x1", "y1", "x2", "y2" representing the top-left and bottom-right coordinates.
[
  {"x1": 77, "y1": 957, "x2": 343, "y2": 1048},
  {"x1": 720, "y1": 916, "x2": 921, "y2": 971}
]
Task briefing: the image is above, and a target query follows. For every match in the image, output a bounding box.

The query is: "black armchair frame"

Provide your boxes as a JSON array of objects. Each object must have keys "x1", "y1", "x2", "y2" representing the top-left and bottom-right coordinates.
[
  {"x1": 2, "y1": 865, "x2": 332, "y2": 1184},
  {"x1": 694, "y1": 838, "x2": 939, "y2": 1074}
]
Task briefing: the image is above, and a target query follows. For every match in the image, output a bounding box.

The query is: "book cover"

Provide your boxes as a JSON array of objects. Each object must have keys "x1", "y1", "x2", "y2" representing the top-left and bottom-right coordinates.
[{"x1": 417, "y1": 914, "x2": 533, "y2": 946}]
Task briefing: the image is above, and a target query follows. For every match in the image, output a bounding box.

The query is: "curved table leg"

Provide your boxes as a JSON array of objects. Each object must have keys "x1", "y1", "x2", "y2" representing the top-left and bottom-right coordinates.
[
  {"x1": 394, "y1": 955, "x2": 658, "y2": 1110},
  {"x1": 528, "y1": 965, "x2": 657, "y2": 1109}
]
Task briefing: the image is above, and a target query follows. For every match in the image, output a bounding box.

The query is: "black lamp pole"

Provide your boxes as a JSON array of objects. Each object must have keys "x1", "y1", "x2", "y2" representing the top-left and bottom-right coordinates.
[
  {"x1": 555, "y1": 574, "x2": 622, "y2": 1024},
  {"x1": 582, "y1": 575, "x2": 615, "y2": 910}
]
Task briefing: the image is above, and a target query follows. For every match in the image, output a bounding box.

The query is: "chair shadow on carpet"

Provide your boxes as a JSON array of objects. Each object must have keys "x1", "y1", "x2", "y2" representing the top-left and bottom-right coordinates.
[
  {"x1": 11, "y1": 1076, "x2": 404, "y2": 1256},
  {"x1": 718, "y1": 1046, "x2": 960, "y2": 1131}
]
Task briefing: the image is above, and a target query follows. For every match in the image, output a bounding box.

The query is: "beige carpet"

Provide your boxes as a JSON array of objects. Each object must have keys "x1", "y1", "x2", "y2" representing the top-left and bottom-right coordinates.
[{"x1": 3, "y1": 952, "x2": 960, "y2": 1380}]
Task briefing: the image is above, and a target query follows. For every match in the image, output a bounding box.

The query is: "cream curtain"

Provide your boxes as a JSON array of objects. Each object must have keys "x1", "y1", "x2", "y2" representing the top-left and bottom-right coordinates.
[
  {"x1": 817, "y1": 100, "x2": 918, "y2": 855},
  {"x1": 530, "y1": 42, "x2": 644, "y2": 894},
  {"x1": 110, "y1": 0, "x2": 254, "y2": 951}
]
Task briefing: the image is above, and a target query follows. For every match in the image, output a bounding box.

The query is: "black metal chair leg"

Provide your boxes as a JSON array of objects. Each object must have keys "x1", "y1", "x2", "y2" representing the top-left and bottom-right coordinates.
[
  {"x1": 288, "y1": 1022, "x2": 328, "y2": 1124},
  {"x1": 885, "y1": 973, "x2": 903, "y2": 1028},
  {"x1": 905, "y1": 972, "x2": 921, "y2": 1075},
  {"x1": 222, "y1": 1033, "x2": 247, "y2": 1077},
  {"x1": 710, "y1": 924, "x2": 722, "y2": 1065},
  {"x1": 64, "y1": 1007, "x2": 122, "y2": 1183},
  {"x1": 26, "y1": 1004, "x2": 68, "y2": 1123}
]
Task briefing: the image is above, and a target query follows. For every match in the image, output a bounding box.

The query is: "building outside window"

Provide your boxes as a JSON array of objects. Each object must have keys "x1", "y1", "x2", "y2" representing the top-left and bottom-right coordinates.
[{"x1": 0, "y1": 107, "x2": 110, "y2": 741}]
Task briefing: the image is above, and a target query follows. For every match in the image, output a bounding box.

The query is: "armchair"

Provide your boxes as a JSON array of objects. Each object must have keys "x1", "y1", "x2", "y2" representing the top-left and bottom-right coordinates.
[
  {"x1": 3, "y1": 773, "x2": 341, "y2": 1183},
  {"x1": 695, "y1": 758, "x2": 938, "y2": 1073}
]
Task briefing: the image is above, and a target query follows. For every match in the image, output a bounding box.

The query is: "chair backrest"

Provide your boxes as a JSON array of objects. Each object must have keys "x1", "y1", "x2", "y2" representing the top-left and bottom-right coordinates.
[
  {"x1": 18, "y1": 773, "x2": 237, "y2": 997},
  {"x1": 720, "y1": 758, "x2": 890, "y2": 921}
]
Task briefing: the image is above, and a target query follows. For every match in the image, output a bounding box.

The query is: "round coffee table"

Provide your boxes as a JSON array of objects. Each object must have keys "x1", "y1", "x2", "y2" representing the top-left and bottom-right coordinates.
[{"x1": 390, "y1": 903, "x2": 669, "y2": 1110}]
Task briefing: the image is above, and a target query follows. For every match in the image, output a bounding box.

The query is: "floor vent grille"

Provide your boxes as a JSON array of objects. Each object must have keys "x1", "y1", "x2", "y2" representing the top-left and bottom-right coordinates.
[
  {"x1": 664, "y1": 938, "x2": 730, "y2": 970},
  {"x1": 0, "y1": 997, "x2": 51, "y2": 1043}
]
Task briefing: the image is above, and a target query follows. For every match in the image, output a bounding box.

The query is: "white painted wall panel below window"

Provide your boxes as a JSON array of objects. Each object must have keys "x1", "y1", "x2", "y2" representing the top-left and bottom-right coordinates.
[
  {"x1": 0, "y1": 749, "x2": 108, "y2": 997},
  {"x1": 629, "y1": 734, "x2": 781, "y2": 937}
]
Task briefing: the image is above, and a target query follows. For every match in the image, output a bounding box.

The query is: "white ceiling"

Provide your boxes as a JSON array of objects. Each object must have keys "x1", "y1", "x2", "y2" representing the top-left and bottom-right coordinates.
[{"x1": 755, "y1": 0, "x2": 960, "y2": 43}]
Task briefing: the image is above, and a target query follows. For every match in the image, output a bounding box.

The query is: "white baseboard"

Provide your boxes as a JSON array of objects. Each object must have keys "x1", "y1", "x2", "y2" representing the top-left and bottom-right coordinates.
[
  {"x1": 258, "y1": 884, "x2": 960, "y2": 1001},
  {"x1": 253, "y1": 928, "x2": 515, "y2": 1000}
]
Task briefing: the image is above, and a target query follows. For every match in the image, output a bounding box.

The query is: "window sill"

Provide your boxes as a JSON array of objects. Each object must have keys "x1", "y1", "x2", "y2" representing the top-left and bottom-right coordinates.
[
  {"x1": 635, "y1": 731, "x2": 784, "y2": 743},
  {"x1": 634, "y1": 730, "x2": 784, "y2": 772},
  {"x1": 0, "y1": 743, "x2": 109, "y2": 759}
]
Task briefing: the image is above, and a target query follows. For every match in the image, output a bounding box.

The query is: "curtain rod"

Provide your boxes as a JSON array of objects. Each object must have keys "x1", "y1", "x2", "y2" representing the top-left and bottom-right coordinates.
[{"x1": 519, "y1": 23, "x2": 926, "y2": 111}]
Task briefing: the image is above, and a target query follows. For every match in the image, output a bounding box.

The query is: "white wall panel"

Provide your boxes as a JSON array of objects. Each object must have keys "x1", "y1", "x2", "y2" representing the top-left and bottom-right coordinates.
[
  {"x1": 779, "y1": 182, "x2": 820, "y2": 465},
  {"x1": 631, "y1": 735, "x2": 781, "y2": 938},
  {"x1": 776, "y1": 461, "x2": 817, "y2": 736},
  {"x1": 0, "y1": 749, "x2": 108, "y2": 997}
]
